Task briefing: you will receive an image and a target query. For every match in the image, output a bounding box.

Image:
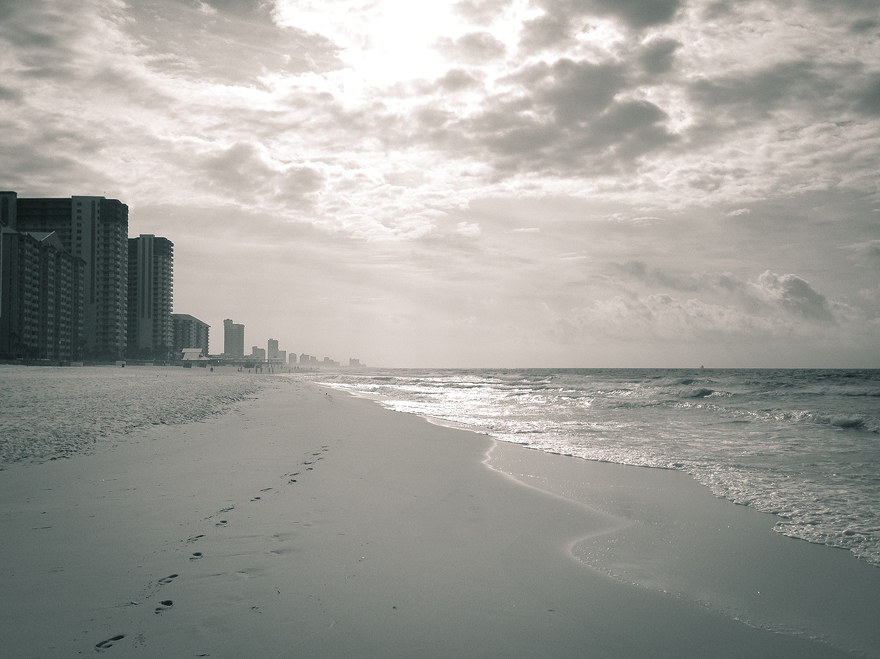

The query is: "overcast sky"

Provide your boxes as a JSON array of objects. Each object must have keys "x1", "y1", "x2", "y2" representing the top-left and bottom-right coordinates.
[{"x1": 2, "y1": 0, "x2": 879, "y2": 367}]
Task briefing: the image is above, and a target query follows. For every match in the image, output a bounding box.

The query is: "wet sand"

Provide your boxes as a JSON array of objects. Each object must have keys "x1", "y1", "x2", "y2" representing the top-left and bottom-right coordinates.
[{"x1": 1, "y1": 380, "x2": 875, "y2": 657}]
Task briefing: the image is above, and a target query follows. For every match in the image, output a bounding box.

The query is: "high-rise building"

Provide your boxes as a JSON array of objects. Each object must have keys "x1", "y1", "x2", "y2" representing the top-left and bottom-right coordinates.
[
  {"x1": 267, "y1": 338, "x2": 279, "y2": 360},
  {"x1": 250, "y1": 346, "x2": 266, "y2": 361},
  {"x1": 127, "y1": 235, "x2": 173, "y2": 360},
  {"x1": 0, "y1": 226, "x2": 84, "y2": 361},
  {"x1": 16, "y1": 195, "x2": 128, "y2": 360},
  {"x1": 171, "y1": 313, "x2": 209, "y2": 356},
  {"x1": 223, "y1": 318, "x2": 244, "y2": 357}
]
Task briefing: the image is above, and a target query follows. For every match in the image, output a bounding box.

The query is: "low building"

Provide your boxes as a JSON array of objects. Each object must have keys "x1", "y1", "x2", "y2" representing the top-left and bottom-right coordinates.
[{"x1": 180, "y1": 347, "x2": 209, "y2": 367}]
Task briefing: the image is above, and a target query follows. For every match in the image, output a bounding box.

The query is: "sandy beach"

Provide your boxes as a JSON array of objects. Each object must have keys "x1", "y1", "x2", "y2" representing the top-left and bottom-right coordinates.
[{"x1": 2, "y1": 379, "x2": 878, "y2": 658}]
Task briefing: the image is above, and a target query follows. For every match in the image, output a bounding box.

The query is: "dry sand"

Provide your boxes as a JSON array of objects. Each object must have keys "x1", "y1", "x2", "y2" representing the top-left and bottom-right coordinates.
[{"x1": 1, "y1": 380, "x2": 876, "y2": 658}]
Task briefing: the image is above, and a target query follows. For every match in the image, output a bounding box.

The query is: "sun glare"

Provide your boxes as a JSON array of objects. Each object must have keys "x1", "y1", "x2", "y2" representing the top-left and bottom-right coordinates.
[{"x1": 274, "y1": 0, "x2": 467, "y2": 84}]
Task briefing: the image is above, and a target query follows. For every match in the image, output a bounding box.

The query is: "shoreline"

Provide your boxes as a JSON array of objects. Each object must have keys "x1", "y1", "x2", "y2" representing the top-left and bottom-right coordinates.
[{"x1": 1, "y1": 380, "x2": 876, "y2": 657}]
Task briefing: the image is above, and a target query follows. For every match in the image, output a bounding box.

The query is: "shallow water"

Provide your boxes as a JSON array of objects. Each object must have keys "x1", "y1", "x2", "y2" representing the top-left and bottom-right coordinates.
[
  {"x1": 0, "y1": 365, "x2": 271, "y2": 466},
  {"x1": 305, "y1": 368, "x2": 880, "y2": 568}
]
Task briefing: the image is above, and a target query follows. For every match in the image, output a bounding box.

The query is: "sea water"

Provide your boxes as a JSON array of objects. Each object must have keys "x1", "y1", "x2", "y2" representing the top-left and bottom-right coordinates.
[
  {"x1": 304, "y1": 368, "x2": 880, "y2": 569},
  {"x1": 0, "y1": 365, "x2": 270, "y2": 466}
]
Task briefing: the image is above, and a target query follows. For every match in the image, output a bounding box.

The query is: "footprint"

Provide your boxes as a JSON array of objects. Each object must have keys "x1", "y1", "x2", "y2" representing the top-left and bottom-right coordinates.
[
  {"x1": 187, "y1": 534, "x2": 205, "y2": 544},
  {"x1": 260, "y1": 488, "x2": 273, "y2": 492},
  {"x1": 158, "y1": 574, "x2": 178, "y2": 585},
  {"x1": 154, "y1": 600, "x2": 173, "y2": 614},
  {"x1": 251, "y1": 496, "x2": 261, "y2": 501},
  {"x1": 190, "y1": 552, "x2": 203, "y2": 561},
  {"x1": 95, "y1": 634, "x2": 125, "y2": 651},
  {"x1": 216, "y1": 520, "x2": 227, "y2": 527},
  {"x1": 289, "y1": 479, "x2": 297, "y2": 483}
]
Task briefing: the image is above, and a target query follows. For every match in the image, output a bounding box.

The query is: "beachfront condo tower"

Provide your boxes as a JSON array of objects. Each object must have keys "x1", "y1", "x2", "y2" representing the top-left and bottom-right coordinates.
[
  {"x1": 127, "y1": 235, "x2": 174, "y2": 361},
  {"x1": 1, "y1": 192, "x2": 85, "y2": 361},
  {"x1": 171, "y1": 314, "x2": 210, "y2": 357},
  {"x1": 15, "y1": 195, "x2": 129, "y2": 361},
  {"x1": 223, "y1": 318, "x2": 245, "y2": 357}
]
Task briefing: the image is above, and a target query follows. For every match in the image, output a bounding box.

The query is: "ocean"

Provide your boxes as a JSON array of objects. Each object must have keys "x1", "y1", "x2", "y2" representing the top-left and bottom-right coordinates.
[{"x1": 302, "y1": 368, "x2": 880, "y2": 569}]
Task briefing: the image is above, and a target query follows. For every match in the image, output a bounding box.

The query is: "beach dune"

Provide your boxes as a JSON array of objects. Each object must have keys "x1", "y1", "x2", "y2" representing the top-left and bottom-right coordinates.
[{"x1": 0, "y1": 381, "x2": 874, "y2": 658}]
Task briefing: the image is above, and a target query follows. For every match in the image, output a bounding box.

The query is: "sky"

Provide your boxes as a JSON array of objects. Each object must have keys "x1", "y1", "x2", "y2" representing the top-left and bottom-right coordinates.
[{"x1": 2, "y1": 0, "x2": 879, "y2": 367}]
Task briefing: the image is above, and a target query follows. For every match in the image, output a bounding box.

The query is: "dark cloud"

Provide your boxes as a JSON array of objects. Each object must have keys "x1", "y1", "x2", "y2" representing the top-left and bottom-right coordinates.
[
  {"x1": 197, "y1": 142, "x2": 324, "y2": 209},
  {"x1": 520, "y1": 13, "x2": 573, "y2": 52},
  {"x1": 854, "y1": 75, "x2": 880, "y2": 115},
  {"x1": 615, "y1": 261, "x2": 752, "y2": 296},
  {"x1": 196, "y1": 0, "x2": 272, "y2": 19},
  {"x1": 638, "y1": 38, "x2": 680, "y2": 75},
  {"x1": 0, "y1": 0, "x2": 82, "y2": 81},
  {"x1": 756, "y1": 271, "x2": 835, "y2": 322},
  {"x1": 437, "y1": 69, "x2": 482, "y2": 92},
  {"x1": 850, "y1": 18, "x2": 879, "y2": 33},
  {"x1": 449, "y1": 58, "x2": 677, "y2": 174},
  {"x1": 617, "y1": 260, "x2": 700, "y2": 291},
  {"x1": 0, "y1": 85, "x2": 21, "y2": 102},
  {"x1": 535, "y1": 59, "x2": 626, "y2": 123},
  {"x1": 689, "y1": 60, "x2": 845, "y2": 122},
  {"x1": 590, "y1": 0, "x2": 682, "y2": 29},
  {"x1": 434, "y1": 32, "x2": 506, "y2": 63},
  {"x1": 523, "y1": 0, "x2": 682, "y2": 44},
  {"x1": 702, "y1": 1, "x2": 735, "y2": 19}
]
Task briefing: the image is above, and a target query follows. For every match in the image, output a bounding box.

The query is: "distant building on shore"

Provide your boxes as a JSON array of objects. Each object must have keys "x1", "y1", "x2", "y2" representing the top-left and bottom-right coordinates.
[
  {"x1": 171, "y1": 313, "x2": 209, "y2": 356},
  {"x1": 267, "y1": 339, "x2": 287, "y2": 365},
  {"x1": 223, "y1": 318, "x2": 244, "y2": 357},
  {"x1": 127, "y1": 235, "x2": 173, "y2": 360},
  {"x1": 14, "y1": 194, "x2": 129, "y2": 360},
  {"x1": 250, "y1": 346, "x2": 266, "y2": 361}
]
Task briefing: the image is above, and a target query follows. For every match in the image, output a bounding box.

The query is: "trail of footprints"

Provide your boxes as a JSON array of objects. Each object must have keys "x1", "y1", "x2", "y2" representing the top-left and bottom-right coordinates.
[{"x1": 95, "y1": 445, "x2": 330, "y2": 652}]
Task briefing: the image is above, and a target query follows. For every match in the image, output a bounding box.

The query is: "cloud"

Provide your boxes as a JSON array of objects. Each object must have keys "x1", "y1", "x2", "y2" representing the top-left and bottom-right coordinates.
[
  {"x1": 436, "y1": 68, "x2": 482, "y2": 92},
  {"x1": 125, "y1": 0, "x2": 342, "y2": 85},
  {"x1": 454, "y1": 221, "x2": 482, "y2": 237},
  {"x1": 523, "y1": 0, "x2": 683, "y2": 44},
  {"x1": 194, "y1": 141, "x2": 325, "y2": 208},
  {"x1": 850, "y1": 18, "x2": 879, "y2": 33},
  {"x1": 638, "y1": 38, "x2": 681, "y2": 75},
  {"x1": 451, "y1": 0, "x2": 514, "y2": 25},
  {"x1": 550, "y1": 268, "x2": 839, "y2": 346},
  {"x1": 854, "y1": 74, "x2": 880, "y2": 115},
  {"x1": 754, "y1": 271, "x2": 835, "y2": 322},
  {"x1": 689, "y1": 60, "x2": 843, "y2": 121},
  {"x1": 725, "y1": 208, "x2": 750, "y2": 216},
  {"x1": 453, "y1": 57, "x2": 677, "y2": 174},
  {"x1": 550, "y1": 294, "x2": 775, "y2": 344},
  {"x1": 434, "y1": 32, "x2": 506, "y2": 63},
  {"x1": 842, "y1": 240, "x2": 880, "y2": 265}
]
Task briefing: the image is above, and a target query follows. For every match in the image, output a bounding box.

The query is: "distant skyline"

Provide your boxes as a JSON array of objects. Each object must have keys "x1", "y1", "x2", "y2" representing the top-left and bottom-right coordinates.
[{"x1": 2, "y1": 0, "x2": 879, "y2": 367}]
